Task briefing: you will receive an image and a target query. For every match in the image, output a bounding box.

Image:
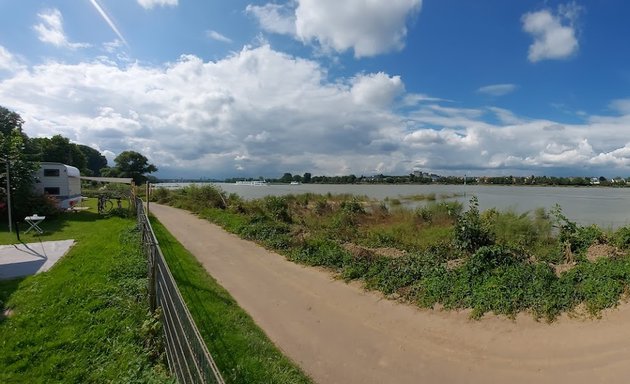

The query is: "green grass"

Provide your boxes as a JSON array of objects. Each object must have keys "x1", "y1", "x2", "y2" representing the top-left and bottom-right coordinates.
[
  {"x1": 0, "y1": 200, "x2": 171, "y2": 383},
  {"x1": 149, "y1": 217, "x2": 313, "y2": 384}
]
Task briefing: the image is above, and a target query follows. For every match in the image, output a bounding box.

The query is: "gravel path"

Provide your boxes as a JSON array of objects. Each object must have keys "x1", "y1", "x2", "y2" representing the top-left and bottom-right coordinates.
[{"x1": 151, "y1": 203, "x2": 630, "y2": 384}]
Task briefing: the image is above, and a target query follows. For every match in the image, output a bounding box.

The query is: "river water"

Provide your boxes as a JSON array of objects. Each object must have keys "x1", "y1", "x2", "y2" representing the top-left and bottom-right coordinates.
[{"x1": 154, "y1": 182, "x2": 630, "y2": 229}]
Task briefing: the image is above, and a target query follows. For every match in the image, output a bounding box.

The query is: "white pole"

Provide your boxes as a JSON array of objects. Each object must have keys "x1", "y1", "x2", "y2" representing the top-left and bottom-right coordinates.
[{"x1": 5, "y1": 157, "x2": 12, "y2": 233}]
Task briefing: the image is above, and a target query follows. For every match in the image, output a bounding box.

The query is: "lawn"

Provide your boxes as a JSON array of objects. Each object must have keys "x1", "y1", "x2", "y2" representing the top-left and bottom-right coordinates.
[
  {"x1": 149, "y1": 217, "x2": 313, "y2": 384},
  {"x1": 0, "y1": 199, "x2": 171, "y2": 383}
]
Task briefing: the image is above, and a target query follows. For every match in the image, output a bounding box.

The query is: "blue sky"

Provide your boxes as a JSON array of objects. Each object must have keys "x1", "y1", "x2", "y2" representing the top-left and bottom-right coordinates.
[{"x1": 1, "y1": 0, "x2": 629, "y2": 179}]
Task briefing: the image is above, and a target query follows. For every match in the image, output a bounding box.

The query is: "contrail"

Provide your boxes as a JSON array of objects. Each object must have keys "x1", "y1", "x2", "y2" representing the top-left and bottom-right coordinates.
[{"x1": 89, "y1": 0, "x2": 129, "y2": 47}]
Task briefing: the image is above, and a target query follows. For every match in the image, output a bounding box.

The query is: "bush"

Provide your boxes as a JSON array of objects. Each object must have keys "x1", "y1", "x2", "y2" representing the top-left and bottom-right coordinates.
[
  {"x1": 150, "y1": 187, "x2": 171, "y2": 204},
  {"x1": 613, "y1": 226, "x2": 630, "y2": 249},
  {"x1": 263, "y1": 196, "x2": 291, "y2": 223},
  {"x1": 340, "y1": 198, "x2": 364, "y2": 214},
  {"x1": 20, "y1": 194, "x2": 62, "y2": 218},
  {"x1": 454, "y1": 197, "x2": 494, "y2": 253},
  {"x1": 553, "y1": 205, "x2": 605, "y2": 254},
  {"x1": 290, "y1": 237, "x2": 348, "y2": 269}
]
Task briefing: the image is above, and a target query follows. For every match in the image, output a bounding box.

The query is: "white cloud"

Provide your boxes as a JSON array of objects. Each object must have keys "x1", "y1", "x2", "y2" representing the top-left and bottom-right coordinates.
[
  {"x1": 246, "y1": 3, "x2": 297, "y2": 35},
  {"x1": 522, "y1": 2, "x2": 582, "y2": 62},
  {"x1": 137, "y1": 0, "x2": 178, "y2": 9},
  {"x1": 0, "y1": 46, "x2": 23, "y2": 72},
  {"x1": 2, "y1": 44, "x2": 630, "y2": 178},
  {"x1": 207, "y1": 30, "x2": 233, "y2": 44},
  {"x1": 248, "y1": 0, "x2": 422, "y2": 58},
  {"x1": 610, "y1": 99, "x2": 630, "y2": 115},
  {"x1": 477, "y1": 83, "x2": 517, "y2": 96},
  {"x1": 33, "y1": 9, "x2": 91, "y2": 50},
  {"x1": 351, "y1": 72, "x2": 404, "y2": 108},
  {"x1": 488, "y1": 107, "x2": 525, "y2": 125}
]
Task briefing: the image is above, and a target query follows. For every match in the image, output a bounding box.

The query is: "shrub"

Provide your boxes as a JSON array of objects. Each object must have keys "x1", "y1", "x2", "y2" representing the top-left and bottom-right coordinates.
[
  {"x1": 340, "y1": 198, "x2": 364, "y2": 214},
  {"x1": 20, "y1": 194, "x2": 62, "y2": 218},
  {"x1": 612, "y1": 226, "x2": 630, "y2": 249},
  {"x1": 552, "y1": 205, "x2": 605, "y2": 254},
  {"x1": 365, "y1": 253, "x2": 439, "y2": 294},
  {"x1": 454, "y1": 197, "x2": 494, "y2": 253},
  {"x1": 290, "y1": 237, "x2": 348, "y2": 269},
  {"x1": 150, "y1": 187, "x2": 171, "y2": 204},
  {"x1": 263, "y1": 196, "x2": 292, "y2": 223}
]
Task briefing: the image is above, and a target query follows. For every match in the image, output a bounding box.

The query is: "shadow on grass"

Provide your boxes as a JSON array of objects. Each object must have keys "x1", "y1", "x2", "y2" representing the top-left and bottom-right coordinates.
[
  {"x1": 11, "y1": 210, "x2": 106, "y2": 238},
  {"x1": 0, "y1": 277, "x2": 24, "y2": 324}
]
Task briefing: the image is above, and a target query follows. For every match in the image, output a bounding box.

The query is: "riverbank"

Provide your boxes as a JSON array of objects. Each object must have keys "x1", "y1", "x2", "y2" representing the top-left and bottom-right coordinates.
[
  {"x1": 150, "y1": 184, "x2": 630, "y2": 321},
  {"x1": 150, "y1": 201, "x2": 630, "y2": 384},
  {"x1": 154, "y1": 182, "x2": 630, "y2": 228}
]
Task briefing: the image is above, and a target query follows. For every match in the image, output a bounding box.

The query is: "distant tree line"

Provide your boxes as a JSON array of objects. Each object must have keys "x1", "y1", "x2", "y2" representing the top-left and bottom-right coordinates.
[{"x1": 227, "y1": 172, "x2": 628, "y2": 187}]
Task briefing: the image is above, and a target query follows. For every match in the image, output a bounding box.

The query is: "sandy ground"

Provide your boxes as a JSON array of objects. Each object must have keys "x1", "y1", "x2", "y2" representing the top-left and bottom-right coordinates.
[
  {"x1": 150, "y1": 203, "x2": 630, "y2": 384},
  {"x1": 0, "y1": 240, "x2": 75, "y2": 280}
]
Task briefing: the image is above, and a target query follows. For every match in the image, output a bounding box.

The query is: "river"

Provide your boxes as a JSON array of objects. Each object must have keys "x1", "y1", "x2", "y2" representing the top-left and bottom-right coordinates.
[{"x1": 154, "y1": 182, "x2": 630, "y2": 229}]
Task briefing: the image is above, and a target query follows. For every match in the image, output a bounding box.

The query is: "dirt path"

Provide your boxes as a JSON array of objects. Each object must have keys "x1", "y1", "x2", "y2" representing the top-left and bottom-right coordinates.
[{"x1": 150, "y1": 203, "x2": 630, "y2": 384}]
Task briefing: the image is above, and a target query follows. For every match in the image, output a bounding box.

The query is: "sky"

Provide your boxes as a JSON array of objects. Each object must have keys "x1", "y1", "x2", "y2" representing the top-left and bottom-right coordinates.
[{"x1": 0, "y1": 0, "x2": 629, "y2": 179}]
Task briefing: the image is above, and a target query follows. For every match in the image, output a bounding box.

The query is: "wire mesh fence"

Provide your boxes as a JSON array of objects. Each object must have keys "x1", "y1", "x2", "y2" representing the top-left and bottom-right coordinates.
[{"x1": 136, "y1": 198, "x2": 225, "y2": 384}]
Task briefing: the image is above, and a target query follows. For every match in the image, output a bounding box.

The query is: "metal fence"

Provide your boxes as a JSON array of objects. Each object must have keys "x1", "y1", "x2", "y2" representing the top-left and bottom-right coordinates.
[{"x1": 136, "y1": 198, "x2": 225, "y2": 384}]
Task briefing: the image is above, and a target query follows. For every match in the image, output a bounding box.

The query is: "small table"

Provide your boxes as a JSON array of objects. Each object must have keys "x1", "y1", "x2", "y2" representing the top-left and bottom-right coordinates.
[{"x1": 25, "y1": 215, "x2": 46, "y2": 234}]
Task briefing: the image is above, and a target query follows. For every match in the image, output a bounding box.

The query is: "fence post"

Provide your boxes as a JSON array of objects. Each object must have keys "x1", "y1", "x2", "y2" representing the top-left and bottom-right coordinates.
[{"x1": 149, "y1": 244, "x2": 157, "y2": 311}]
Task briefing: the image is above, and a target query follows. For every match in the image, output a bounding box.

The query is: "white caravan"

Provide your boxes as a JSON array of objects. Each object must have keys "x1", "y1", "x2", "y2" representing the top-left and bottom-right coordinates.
[{"x1": 33, "y1": 162, "x2": 82, "y2": 209}]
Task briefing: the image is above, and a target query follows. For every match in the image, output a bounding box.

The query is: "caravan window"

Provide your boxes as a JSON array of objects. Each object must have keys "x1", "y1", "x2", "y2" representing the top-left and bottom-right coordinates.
[
  {"x1": 44, "y1": 169, "x2": 60, "y2": 177},
  {"x1": 44, "y1": 187, "x2": 60, "y2": 195}
]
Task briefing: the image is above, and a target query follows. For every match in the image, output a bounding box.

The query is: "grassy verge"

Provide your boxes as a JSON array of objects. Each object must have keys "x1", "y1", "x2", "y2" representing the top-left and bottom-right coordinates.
[
  {"x1": 0, "y1": 201, "x2": 170, "y2": 383},
  {"x1": 149, "y1": 217, "x2": 313, "y2": 384}
]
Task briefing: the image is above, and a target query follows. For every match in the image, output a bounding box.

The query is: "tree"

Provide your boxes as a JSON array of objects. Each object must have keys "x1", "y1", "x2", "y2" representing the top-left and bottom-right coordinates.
[
  {"x1": 0, "y1": 106, "x2": 38, "y2": 218},
  {"x1": 32, "y1": 135, "x2": 87, "y2": 172},
  {"x1": 77, "y1": 144, "x2": 107, "y2": 176},
  {"x1": 280, "y1": 172, "x2": 293, "y2": 183},
  {"x1": 302, "y1": 172, "x2": 311, "y2": 183},
  {"x1": 112, "y1": 151, "x2": 157, "y2": 185}
]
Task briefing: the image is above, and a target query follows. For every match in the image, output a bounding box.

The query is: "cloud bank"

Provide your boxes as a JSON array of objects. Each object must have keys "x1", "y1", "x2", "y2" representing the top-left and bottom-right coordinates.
[{"x1": 0, "y1": 43, "x2": 629, "y2": 178}]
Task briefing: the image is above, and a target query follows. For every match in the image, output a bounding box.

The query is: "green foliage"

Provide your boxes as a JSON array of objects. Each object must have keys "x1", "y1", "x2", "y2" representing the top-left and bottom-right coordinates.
[
  {"x1": 340, "y1": 198, "x2": 365, "y2": 214},
  {"x1": 77, "y1": 144, "x2": 108, "y2": 176},
  {"x1": 171, "y1": 185, "x2": 226, "y2": 212},
  {"x1": 612, "y1": 226, "x2": 630, "y2": 249},
  {"x1": 365, "y1": 252, "x2": 443, "y2": 295},
  {"x1": 263, "y1": 196, "x2": 291, "y2": 223},
  {"x1": 290, "y1": 237, "x2": 348, "y2": 269},
  {"x1": 110, "y1": 150, "x2": 158, "y2": 185},
  {"x1": 23, "y1": 193, "x2": 63, "y2": 218},
  {"x1": 415, "y1": 201, "x2": 462, "y2": 225},
  {"x1": 32, "y1": 135, "x2": 87, "y2": 171},
  {"x1": 465, "y1": 245, "x2": 526, "y2": 275},
  {"x1": 0, "y1": 107, "x2": 39, "y2": 218},
  {"x1": 158, "y1": 189, "x2": 630, "y2": 321},
  {"x1": 454, "y1": 197, "x2": 494, "y2": 253},
  {"x1": 552, "y1": 205, "x2": 605, "y2": 254},
  {"x1": 240, "y1": 216, "x2": 292, "y2": 249},
  {"x1": 151, "y1": 187, "x2": 172, "y2": 204},
  {"x1": 483, "y1": 208, "x2": 553, "y2": 248}
]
